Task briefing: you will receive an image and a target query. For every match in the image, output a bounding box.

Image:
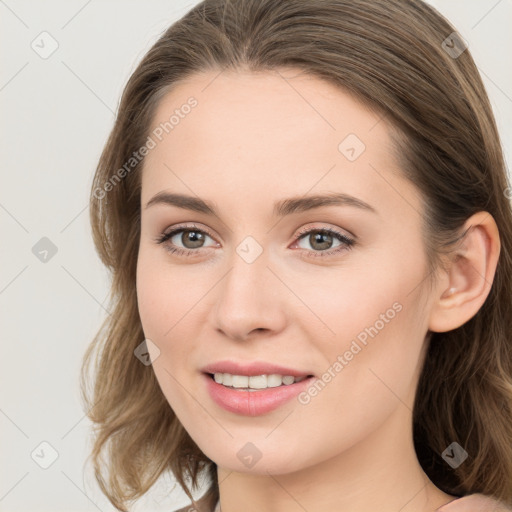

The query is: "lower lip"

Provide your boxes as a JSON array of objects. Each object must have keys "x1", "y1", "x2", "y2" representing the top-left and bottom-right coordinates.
[{"x1": 203, "y1": 373, "x2": 314, "y2": 416}]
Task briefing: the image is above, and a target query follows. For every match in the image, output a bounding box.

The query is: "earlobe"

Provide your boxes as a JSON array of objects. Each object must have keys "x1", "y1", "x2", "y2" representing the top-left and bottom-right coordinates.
[{"x1": 428, "y1": 212, "x2": 501, "y2": 333}]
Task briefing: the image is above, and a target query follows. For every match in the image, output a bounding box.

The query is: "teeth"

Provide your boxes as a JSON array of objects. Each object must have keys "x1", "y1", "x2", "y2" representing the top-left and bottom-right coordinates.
[
  {"x1": 266, "y1": 374, "x2": 282, "y2": 387},
  {"x1": 248, "y1": 375, "x2": 267, "y2": 389},
  {"x1": 232, "y1": 375, "x2": 249, "y2": 388},
  {"x1": 212, "y1": 372, "x2": 308, "y2": 389}
]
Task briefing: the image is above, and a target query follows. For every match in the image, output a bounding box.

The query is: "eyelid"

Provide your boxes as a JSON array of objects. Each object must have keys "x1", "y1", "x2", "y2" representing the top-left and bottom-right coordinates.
[
  {"x1": 161, "y1": 222, "x2": 214, "y2": 237},
  {"x1": 294, "y1": 222, "x2": 356, "y2": 241}
]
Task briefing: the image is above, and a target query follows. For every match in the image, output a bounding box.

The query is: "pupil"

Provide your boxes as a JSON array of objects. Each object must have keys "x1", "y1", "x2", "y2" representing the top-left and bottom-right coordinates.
[
  {"x1": 311, "y1": 232, "x2": 332, "y2": 250},
  {"x1": 183, "y1": 230, "x2": 204, "y2": 248}
]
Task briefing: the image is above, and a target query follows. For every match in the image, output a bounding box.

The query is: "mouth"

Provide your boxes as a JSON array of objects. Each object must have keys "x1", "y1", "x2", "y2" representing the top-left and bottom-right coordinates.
[{"x1": 203, "y1": 372, "x2": 316, "y2": 416}]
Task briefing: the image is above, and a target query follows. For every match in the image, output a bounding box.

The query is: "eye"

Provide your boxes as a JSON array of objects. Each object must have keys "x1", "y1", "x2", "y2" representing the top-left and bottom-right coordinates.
[
  {"x1": 292, "y1": 226, "x2": 355, "y2": 257},
  {"x1": 154, "y1": 224, "x2": 218, "y2": 257}
]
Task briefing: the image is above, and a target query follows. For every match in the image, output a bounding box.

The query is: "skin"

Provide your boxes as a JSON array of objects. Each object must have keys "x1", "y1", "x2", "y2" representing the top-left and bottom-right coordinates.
[{"x1": 136, "y1": 69, "x2": 500, "y2": 512}]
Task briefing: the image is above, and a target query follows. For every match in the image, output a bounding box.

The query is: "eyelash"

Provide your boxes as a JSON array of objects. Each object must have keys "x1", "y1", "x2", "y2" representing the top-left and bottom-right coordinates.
[{"x1": 154, "y1": 223, "x2": 355, "y2": 259}]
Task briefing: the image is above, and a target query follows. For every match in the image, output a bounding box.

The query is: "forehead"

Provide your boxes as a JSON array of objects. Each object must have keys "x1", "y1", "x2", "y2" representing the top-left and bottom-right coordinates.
[
  {"x1": 141, "y1": 69, "x2": 421, "y2": 222},
  {"x1": 146, "y1": 68, "x2": 386, "y2": 162}
]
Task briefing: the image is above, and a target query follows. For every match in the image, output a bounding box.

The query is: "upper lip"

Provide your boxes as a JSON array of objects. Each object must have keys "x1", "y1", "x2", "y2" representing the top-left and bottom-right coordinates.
[{"x1": 201, "y1": 360, "x2": 313, "y2": 377}]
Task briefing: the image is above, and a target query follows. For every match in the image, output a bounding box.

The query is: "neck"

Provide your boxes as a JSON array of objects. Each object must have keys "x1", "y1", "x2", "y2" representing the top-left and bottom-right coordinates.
[{"x1": 216, "y1": 403, "x2": 455, "y2": 512}]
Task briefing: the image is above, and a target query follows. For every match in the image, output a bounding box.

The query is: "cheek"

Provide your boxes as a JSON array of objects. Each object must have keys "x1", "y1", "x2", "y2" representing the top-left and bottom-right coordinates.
[
  {"x1": 136, "y1": 254, "x2": 166, "y2": 339},
  {"x1": 283, "y1": 291, "x2": 427, "y2": 469},
  {"x1": 136, "y1": 251, "x2": 199, "y2": 416},
  {"x1": 302, "y1": 244, "x2": 429, "y2": 409},
  {"x1": 136, "y1": 247, "x2": 197, "y2": 339},
  {"x1": 135, "y1": 248, "x2": 211, "y2": 384}
]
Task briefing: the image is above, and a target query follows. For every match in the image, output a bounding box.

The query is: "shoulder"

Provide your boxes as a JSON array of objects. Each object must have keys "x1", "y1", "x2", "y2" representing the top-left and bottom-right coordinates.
[{"x1": 437, "y1": 493, "x2": 512, "y2": 512}]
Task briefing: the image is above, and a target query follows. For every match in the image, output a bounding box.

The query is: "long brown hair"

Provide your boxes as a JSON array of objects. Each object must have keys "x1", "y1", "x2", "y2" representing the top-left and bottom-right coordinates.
[{"x1": 80, "y1": 0, "x2": 512, "y2": 510}]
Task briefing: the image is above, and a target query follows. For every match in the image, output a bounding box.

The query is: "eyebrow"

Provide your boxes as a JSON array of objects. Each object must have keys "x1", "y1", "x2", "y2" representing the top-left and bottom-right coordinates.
[{"x1": 145, "y1": 191, "x2": 378, "y2": 217}]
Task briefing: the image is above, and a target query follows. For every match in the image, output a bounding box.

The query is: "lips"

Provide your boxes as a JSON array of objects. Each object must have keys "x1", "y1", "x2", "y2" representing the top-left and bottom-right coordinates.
[{"x1": 200, "y1": 360, "x2": 315, "y2": 416}]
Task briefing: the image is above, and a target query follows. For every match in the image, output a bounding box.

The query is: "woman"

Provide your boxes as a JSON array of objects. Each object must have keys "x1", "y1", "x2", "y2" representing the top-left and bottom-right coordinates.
[{"x1": 81, "y1": 1, "x2": 512, "y2": 511}]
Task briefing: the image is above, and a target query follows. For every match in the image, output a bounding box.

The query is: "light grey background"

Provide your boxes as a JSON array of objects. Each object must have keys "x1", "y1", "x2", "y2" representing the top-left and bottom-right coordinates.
[{"x1": 1, "y1": 1, "x2": 511, "y2": 511}]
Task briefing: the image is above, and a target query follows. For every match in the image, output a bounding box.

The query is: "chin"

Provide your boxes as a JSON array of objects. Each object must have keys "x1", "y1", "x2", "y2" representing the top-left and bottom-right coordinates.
[{"x1": 198, "y1": 437, "x2": 311, "y2": 476}]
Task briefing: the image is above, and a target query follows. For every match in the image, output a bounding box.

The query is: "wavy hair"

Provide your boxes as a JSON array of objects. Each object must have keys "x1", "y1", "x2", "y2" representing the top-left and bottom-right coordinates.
[{"x1": 80, "y1": 0, "x2": 512, "y2": 510}]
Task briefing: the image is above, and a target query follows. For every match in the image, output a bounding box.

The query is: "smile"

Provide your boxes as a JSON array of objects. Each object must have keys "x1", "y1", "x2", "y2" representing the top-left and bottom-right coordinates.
[{"x1": 203, "y1": 372, "x2": 315, "y2": 416}]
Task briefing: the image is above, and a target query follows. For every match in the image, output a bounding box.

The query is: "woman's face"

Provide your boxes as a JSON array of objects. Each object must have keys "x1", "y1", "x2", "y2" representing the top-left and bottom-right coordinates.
[{"x1": 137, "y1": 69, "x2": 438, "y2": 474}]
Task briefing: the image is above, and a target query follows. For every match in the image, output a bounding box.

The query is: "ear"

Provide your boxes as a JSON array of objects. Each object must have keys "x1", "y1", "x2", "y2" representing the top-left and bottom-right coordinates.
[{"x1": 428, "y1": 211, "x2": 501, "y2": 333}]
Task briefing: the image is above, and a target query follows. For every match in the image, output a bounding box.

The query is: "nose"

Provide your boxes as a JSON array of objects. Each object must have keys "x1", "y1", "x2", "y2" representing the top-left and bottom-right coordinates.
[{"x1": 212, "y1": 246, "x2": 287, "y2": 342}]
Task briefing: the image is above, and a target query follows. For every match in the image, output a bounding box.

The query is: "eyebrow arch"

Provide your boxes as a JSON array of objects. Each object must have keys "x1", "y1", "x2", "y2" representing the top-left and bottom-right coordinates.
[{"x1": 145, "y1": 191, "x2": 378, "y2": 216}]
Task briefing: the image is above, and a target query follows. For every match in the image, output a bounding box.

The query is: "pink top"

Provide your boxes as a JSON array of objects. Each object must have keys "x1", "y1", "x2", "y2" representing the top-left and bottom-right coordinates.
[
  {"x1": 208, "y1": 494, "x2": 512, "y2": 512},
  {"x1": 435, "y1": 493, "x2": 512, "y2": 511}
]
